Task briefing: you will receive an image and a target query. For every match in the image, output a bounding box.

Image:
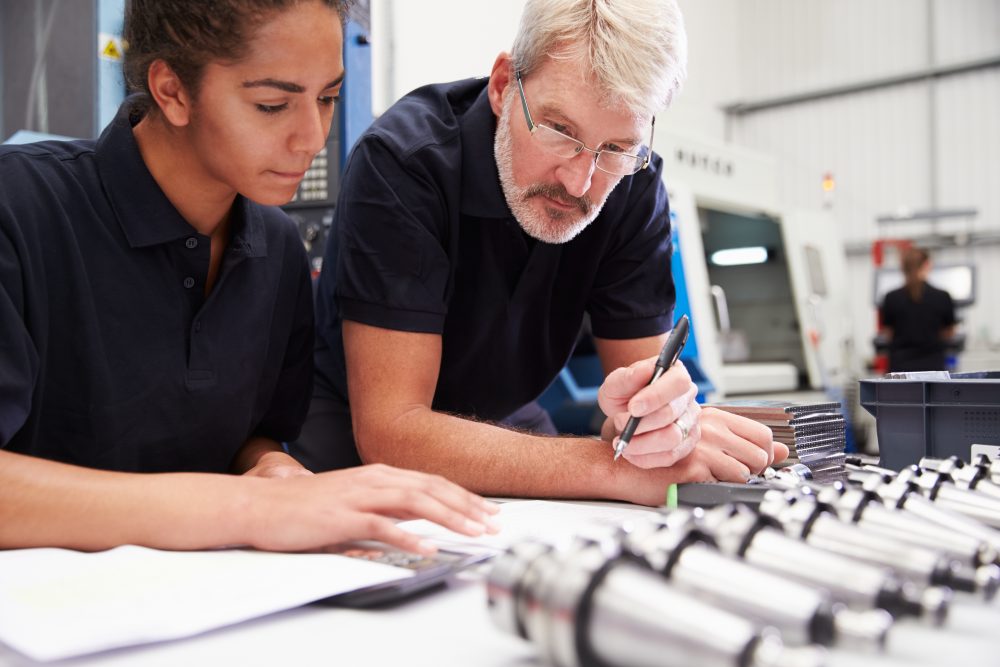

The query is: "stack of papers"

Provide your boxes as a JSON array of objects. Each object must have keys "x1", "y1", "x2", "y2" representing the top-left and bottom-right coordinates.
[
  {"x1": 399, "y1": 499, "x2": 661, "y2": 554},
  {"x1": 0, "y1": 500, "x2": 657, "y2": 662},
  {"x1": 0, "y1": 546, "x2": 410, "y2": 662},
  {"x1": 711, "y1": 400, "x2": 848, "y2": 483}
]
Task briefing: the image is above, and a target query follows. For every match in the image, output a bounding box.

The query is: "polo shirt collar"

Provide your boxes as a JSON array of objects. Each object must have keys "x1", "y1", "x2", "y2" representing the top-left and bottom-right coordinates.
[
  {"x1": 459, "y1": 84, "x2": 513, "y2": 219},
  {"x1": 231, "y1": 197, "x2": 267, "y2": 258},
  {"x1": 96, "y1": 99, "x2": 267, "y2": 257}
]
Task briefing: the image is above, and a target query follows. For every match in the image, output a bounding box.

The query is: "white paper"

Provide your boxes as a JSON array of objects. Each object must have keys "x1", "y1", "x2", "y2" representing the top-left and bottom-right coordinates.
[
  {"x1": 399, "y1": 499, "x2": 661, "y2": 554},
  {"x1": 0, "y1": 546, "x2": 411, "y2": 662}
]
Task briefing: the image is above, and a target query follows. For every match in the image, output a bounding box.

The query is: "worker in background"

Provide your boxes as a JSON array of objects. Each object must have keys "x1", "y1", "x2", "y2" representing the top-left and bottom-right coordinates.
[
  {"x1": 296, "y1": 0, "x2": 788, "y2": 505},
  {"x1": 880, "y1": 247, "x2": 958, "y2": 373},
  {"x1": 0, "y1": 0, "x2": 497, "y2": 552}
]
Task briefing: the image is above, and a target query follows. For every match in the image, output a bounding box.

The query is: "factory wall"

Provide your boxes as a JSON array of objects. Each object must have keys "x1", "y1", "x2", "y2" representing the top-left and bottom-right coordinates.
[
  {"x1": 370, "y1": 0, "x2": 525, "y2": 115},
  {"x1": 724, "y1": 0, "x2": 1000, "y2": 371},
  {"x1": 0, "y1": 0, "x2": 97, "y2": 140}
]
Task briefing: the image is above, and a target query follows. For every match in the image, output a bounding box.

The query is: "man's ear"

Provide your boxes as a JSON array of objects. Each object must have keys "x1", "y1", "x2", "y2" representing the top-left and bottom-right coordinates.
[
  {"x1": 146, "y1": 59, "x2": 193, "y2": 127},
  {"x1": 487, "y1": 52, "x2": 513, "y2": 117}
]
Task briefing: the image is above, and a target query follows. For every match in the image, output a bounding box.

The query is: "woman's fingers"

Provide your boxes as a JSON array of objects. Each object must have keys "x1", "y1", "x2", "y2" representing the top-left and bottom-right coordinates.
[
  {"x1": 336, "y1": 513, "x2": 439, "y2": 556},
  {"x1": 348, "y1": 464, "x2": 499, "y2": 526},
  {"x1": 353, "y1": 486, "x2": 497, "y2": 537}
]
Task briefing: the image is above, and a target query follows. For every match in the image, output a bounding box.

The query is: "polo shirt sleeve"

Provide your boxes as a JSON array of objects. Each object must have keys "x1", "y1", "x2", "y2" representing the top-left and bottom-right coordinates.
[
  {"x1": 587, "y1": 165, "x2": 675, "y2": 340},
  {"x1": 333, "y1": 135, "x2": 451, "y2": 334},
  {"x1": 0, "y1": 205, "x2": 40, "y2": 447}
]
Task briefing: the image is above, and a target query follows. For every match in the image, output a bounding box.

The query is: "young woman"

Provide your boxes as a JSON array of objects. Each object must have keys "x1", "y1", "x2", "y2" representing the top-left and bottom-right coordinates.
[{"x1": 0, "y1": 0, "x2": 497, "y2": 553}]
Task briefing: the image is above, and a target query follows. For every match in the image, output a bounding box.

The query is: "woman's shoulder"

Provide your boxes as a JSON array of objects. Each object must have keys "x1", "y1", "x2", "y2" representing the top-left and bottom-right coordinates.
[
  {"x1": 0, "y1": 138, "x2": 96, "y2": 173},
  {"x1": 0, "y1": 139, "x2": 101, "y2": 225}
]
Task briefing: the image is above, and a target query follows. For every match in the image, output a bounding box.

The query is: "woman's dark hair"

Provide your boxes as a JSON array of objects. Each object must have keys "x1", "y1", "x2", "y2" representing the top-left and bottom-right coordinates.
[{"x1": 123, "y1": 0, "x2": 350, "y2": 109}]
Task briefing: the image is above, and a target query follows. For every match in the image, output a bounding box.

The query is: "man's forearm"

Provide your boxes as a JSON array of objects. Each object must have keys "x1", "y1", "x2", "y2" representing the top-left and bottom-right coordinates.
[{"x1": 354, "y1": 408, "x2": 680, "y2": 504}]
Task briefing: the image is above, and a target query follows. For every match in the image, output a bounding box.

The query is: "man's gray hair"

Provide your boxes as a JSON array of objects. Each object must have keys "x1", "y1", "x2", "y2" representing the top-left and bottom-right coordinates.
[{"x1": 510, "y1": 0, "x2": 687, "y2": 118}]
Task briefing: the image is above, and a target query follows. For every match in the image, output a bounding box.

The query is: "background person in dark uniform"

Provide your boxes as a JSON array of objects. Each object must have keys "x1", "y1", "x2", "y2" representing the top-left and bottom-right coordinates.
[
  {"x1": 296, "y1": 0, "x2": 788, "y2": 505},
  {"x1": 880, "y1": 247, "x2": 958, "y2": 372},
  {"x1": 0, "y1": 0, "x2": 496, "y2": 552}
]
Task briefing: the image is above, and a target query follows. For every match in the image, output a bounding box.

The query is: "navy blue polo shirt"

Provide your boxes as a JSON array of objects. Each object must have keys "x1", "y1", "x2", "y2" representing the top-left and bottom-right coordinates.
[
  {"x1": 0, "y1": 102, "x2": 314, "y2": 473},
  {"x1": 313, "y1": 77, "x2": 673, "y2": 430},
  {"x1": 882, "y1": 283, "x2": 957, "y2": 372}
]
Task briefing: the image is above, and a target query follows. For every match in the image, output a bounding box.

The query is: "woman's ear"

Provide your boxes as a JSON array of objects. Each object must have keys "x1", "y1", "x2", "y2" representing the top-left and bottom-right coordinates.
[{"x1": 146, "y1": 59, "x2": 193, "y2": 127}]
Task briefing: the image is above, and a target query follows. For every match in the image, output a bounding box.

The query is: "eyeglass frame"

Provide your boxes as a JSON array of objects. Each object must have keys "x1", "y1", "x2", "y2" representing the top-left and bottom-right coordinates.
[{"x1": 513, "y1": 69, "x2": 655, "y2": 176}]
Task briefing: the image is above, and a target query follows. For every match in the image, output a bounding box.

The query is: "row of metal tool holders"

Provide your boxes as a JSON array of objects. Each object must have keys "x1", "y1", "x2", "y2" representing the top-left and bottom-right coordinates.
[{"x1": 485, "y1": 455, "x2": 1000, "y2": 667}]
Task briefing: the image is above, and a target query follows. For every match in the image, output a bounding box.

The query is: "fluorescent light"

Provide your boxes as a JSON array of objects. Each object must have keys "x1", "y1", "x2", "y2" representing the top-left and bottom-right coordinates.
[{"x1": 710, "y1": 246, "x2": 769, "y2": 266}]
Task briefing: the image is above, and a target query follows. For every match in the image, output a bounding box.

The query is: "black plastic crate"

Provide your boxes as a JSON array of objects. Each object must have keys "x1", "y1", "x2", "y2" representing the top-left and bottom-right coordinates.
[{"x1": 859, "y1": 371, "x2": 1000, "y2": 470}]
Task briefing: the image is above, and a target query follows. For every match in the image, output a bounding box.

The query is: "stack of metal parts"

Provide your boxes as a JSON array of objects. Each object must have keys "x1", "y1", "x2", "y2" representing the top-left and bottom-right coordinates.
[
  {"x1": 486, "y1": 454, "x2": 1000, "y2": 667},
  {"x1": 712, "y1": 400, "x2": 847, "y2": 483}
]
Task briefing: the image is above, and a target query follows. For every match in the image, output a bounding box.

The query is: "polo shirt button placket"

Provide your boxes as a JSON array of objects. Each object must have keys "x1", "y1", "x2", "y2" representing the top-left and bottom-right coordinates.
[
  {"x1": 183, "y1": 277, "x2": 195, "y2": 289},
  {"x1": 185, "y1": 237, "x2": 199, "y2": 249}
]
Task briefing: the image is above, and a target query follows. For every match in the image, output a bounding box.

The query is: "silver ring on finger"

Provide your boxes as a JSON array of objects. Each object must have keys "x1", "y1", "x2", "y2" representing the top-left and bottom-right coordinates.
[{"x1": 675, "y1": 417, "x2": 691, "y2": 441}]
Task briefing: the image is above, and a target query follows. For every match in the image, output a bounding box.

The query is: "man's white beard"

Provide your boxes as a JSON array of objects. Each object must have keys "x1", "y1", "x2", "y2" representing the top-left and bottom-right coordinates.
[{"x1": 493, "y1": 96, "x2": 606, "y2": 244}]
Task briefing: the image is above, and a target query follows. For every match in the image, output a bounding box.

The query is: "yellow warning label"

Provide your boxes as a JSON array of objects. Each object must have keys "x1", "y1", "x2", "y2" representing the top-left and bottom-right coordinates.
[
  {"x1": 102, "y1": 40, "x2": 121, "y2": 60},
  {"x1": 99, "y1": 33, "x2": 123, "y2": 62}
]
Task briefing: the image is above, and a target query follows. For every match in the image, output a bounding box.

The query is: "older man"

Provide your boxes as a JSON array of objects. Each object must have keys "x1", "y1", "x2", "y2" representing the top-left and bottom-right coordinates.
[{"x1": 296, "y1": 0, "x2": 787, "y2": 505}]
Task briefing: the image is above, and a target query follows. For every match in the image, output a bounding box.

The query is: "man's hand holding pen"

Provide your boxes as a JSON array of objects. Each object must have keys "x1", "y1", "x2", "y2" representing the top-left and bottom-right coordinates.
[
  {"x1": 597, "y1": 315, "x2": 788, "y2": 482},
  {"x1": 599, "y1": 357, "x2": 702, "y2": 468}
]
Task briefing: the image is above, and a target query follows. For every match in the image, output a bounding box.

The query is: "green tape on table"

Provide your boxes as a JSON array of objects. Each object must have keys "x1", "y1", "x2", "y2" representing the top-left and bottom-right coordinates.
[{"x1": 666, "y1": 483, "x2": 678, "y2": 508}]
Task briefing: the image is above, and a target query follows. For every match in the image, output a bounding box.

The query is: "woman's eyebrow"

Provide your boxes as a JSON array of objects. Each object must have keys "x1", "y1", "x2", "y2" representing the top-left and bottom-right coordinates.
[
  {"x1": 241, "y1": 73, "x2": 345, "y2": 93},
  {"x1": 242, "y1": 78, "x2": 305, "y2": 93}
]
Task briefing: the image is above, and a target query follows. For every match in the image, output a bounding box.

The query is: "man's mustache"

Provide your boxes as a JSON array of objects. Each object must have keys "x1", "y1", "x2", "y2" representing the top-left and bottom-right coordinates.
[{"x1": 523, "y1": 184, "x2": 592, "y2": 215}]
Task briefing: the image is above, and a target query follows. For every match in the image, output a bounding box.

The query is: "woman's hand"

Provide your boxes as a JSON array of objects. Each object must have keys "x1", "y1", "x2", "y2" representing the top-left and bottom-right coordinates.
[{"x1": 245, "y1": 463, "x2": 500, "y2": 555}]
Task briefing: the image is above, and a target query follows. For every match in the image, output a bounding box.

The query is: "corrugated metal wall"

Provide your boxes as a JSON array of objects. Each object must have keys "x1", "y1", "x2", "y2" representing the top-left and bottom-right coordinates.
[
  {"x1": 0, "y1": 0, "x2": 97, "y2": 140},
  {"x1": 724, "y1": 0, "x2": 1000, "y2": 369}
]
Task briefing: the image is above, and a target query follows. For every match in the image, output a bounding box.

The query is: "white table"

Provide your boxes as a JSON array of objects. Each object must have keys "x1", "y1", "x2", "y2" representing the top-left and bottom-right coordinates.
[
  {"x1": 2, "y1": 568, "x2": 999, "y2": 667},
  {"x1": 3, "y1": 499, "x2": 1000, "y2": 666}
]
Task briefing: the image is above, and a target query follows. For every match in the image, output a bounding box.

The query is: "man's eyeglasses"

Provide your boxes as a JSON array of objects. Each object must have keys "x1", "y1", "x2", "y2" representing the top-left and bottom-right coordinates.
[{"x1": 514, "y1": 70, "x2": 654, "y2": 177}]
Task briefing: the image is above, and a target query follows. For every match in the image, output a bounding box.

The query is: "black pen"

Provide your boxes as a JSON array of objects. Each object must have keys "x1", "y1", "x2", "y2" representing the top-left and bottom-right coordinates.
[{"x1": 613, "y1": 314, "x2": 691, "y2": 461}]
